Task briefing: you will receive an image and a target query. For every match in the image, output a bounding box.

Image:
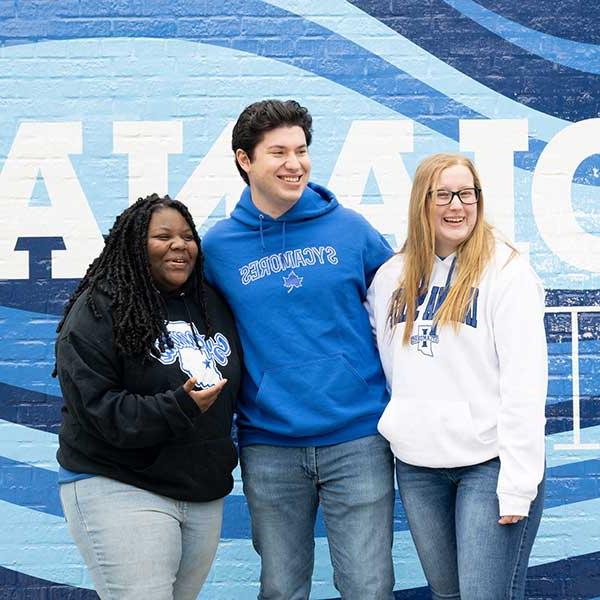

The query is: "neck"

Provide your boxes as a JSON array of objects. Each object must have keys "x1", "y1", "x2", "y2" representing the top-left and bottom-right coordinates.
[
  {"x1": 435, "y1": 245, "x2": 457, "y2": 260},
  {"x1": 253, "y1": 202, "x2": 289, "y2": 219}
]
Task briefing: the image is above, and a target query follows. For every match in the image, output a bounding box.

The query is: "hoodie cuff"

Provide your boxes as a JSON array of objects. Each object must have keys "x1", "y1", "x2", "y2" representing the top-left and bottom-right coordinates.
[
  {"x1": 174, "y1": 386, "x2": 202, "y2": 422},
  {"x1": 498, "y1": 493, "x2": 531, "y2": 518}
]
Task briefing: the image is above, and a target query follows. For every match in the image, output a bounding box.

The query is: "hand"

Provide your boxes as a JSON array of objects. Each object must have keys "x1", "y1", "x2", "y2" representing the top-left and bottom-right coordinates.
[
  {"x1": 498, "y1": 515, "x2": 525, "y2": 525},
  {"x1": 183, "y1": 377, "x2": 227, "y2": 413}
]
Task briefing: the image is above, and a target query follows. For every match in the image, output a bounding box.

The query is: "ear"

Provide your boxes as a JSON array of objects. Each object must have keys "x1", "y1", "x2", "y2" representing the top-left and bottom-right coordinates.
[{"x1": 236, "y1": 149, "x2": 252, "y2": 174}]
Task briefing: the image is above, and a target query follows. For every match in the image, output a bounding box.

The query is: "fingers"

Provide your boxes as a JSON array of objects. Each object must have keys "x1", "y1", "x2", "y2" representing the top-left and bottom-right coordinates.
[
  {"x1": 183, "y1": 377, "x2": 225, "y2": 395},
  {"x1": 498, "y1": 515, "x2": 525, "y2": 525},
  {"x1": 183, "y1": 377, "x2": 198, "y2": 394},
  {"x1": 199, "y1": 378, "x2": 227, "y2": 400},
  {"x1": 185, "y1": 378, "x2": 228, "y2": 412},
  {"x1": 204, "y1": 378, "x2": 227, "y2": 394}
]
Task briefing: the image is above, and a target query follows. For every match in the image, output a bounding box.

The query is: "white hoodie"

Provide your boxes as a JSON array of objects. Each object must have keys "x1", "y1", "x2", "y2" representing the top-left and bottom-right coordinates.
[{"x1": 366, "y1": 241, "x2": 547, "y2": 516}]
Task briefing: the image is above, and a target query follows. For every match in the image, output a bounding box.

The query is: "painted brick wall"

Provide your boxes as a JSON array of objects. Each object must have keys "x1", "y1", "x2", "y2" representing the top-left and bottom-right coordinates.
[{"x1": 0, "y1": 1, "x2": 598, "y2": 598}]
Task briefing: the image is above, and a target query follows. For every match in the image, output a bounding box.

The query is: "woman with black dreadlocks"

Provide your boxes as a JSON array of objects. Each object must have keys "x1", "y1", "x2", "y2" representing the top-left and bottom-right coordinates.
[{"x1": 54, "y1": 194, "x2": 241, "y2": 600}]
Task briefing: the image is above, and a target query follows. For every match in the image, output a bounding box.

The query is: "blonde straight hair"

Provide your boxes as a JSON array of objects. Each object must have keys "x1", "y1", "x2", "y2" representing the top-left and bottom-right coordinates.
[{"x1": 388, "y1": 153, "x2": 495, "y2": 345}]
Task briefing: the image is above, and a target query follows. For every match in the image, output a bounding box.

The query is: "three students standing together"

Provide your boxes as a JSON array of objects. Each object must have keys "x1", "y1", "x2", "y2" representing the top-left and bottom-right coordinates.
[{"x1": 55, "y1": 99, "x2": 547, "y2": 599}]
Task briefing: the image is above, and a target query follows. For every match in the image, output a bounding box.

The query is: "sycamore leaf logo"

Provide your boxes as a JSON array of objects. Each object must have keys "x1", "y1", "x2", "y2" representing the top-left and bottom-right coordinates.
[{"x1": 282, "y1": 270, "x2": 303, "y2": 293}]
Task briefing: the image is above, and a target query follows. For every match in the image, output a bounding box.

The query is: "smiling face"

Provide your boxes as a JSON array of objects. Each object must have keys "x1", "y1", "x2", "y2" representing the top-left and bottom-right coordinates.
[
  {"x1": 236, "y1": 125, "x2": 311, "y2": 218},
  {"x1": 431, "y1": 164, "x2": 478, "y2": 257},
  {"x1": 147, "y1": 207, "x2": 198, "y2": 293}
]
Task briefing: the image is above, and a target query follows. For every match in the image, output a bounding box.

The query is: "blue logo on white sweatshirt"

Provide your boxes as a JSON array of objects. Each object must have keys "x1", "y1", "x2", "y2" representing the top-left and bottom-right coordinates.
[
  {"x1": 154, "y1": 321, "x2": 231, "y2": 389},
  {"x1": 401, "y1": 287, "x2": 479, "y2": 357},
  {"x1": 410, "y1": 325, "x2": 439, "y2": 357}
]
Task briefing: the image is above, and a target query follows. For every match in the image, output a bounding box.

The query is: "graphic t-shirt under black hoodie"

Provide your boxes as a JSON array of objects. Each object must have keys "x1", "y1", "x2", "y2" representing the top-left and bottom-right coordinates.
[{"x1": 55, "y1": 281, "x2": 241, "y2": 502}]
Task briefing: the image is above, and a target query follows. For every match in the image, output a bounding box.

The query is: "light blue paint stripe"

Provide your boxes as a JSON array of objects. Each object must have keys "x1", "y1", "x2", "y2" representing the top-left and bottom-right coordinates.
[
  {"x1": 254, "y1": 2, "x2": 600, "y2": 187},
  {"x1": 0, "y1": 305, "x2": 60, "y2": 396},
  {"x1": 3, "y1": 495, "x2": 600, "y2": 597},
  {"x1": 442, "y1": 0, "x2": 600, "y2": 75},
  {"x1": 0, "y1": 499, "x2": 94, "y2": 590},
  {"x1": 530, "y1": 498, "x2": 600, "y2": 566},
  {"x1": 0, "y1": 419, "x2": 245, "y2": 493},
  {"x1": 1, "y1": 300, "x2": 591, "y2": 400},
  {"x1": 0, "y1": 499, "x2": 423, "y2": 598},
  {"x1": 262, "y1": 0, "x2": 567, "y2": 142},
  {"x1": 546, "y1": 426, "x2": 600, "y2": 469},
  {"x1": 206, "y1": 532, "x2": 426, "y2": 597},
  {"x1": 1, "y1": 416, "x2": 599, "y2": 494},
  {"x1": 3, "y1": 452, "x2": 598, "y2": 534},
  {"x1": 0, "y1": 419, "x2": 58, "y2": 470}
]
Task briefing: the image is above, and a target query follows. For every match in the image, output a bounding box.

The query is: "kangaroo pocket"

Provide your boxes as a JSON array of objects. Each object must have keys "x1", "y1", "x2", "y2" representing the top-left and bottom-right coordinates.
[
  {"x1": 378, "y1": 396, "x2": 496, "y2": 466},
  {"x1": 253, "y1": 354, "x2": 369, "y2": 438},
  {"x1": 135, "y1": 437, "x2": 237, "y2": 496}
]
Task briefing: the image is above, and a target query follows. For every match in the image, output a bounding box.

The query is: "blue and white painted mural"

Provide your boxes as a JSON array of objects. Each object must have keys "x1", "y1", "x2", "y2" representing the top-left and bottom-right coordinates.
[{"x1": 0, "y1": 0, "x2": 598, "y2": 597}]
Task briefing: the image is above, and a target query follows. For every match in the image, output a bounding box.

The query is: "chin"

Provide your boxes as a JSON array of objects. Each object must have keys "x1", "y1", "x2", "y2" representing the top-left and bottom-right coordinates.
[
  {"x1": 164, "y1": 278, "x2": 188, "y2": 291},
  {"x1": 280, "y1": 187, "x2": 303, "y2": 200}
]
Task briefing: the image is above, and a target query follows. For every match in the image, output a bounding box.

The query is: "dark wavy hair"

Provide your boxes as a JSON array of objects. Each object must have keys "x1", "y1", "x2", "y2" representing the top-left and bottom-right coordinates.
[
  {"x1": 55, "y1": 194, "x2": 210, "y2": 359},
  {"x1": 232, "y1": 99, "x2": 313, "y2": 184}
]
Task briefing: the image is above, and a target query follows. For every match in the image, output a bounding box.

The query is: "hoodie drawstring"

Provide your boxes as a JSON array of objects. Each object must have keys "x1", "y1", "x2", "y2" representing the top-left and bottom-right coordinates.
[
  {"x1": 181, "y1": 292, "x2": 203, "y2": 351},
  {"x1": 430, "y1": 257, "x2": 457, "y2": 336},
  {"x1": 257, "y1": 214, "x2": 287, "y2": 253},
  {"x1": 259, "y1": 214, "x2": 266, "y2": 250},
  {"x1": 281, "y1": 221, "x2": 287, "y2": 253},
  {"x1": 444, "y1": 256, "x2": 457, "y2": 289}
]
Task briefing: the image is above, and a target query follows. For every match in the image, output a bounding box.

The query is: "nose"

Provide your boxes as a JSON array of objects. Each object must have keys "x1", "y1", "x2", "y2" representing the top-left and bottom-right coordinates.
[
  {"x1": 170, "y1": 236, "x2": 186, "y2": 249},
  {"x1": 448, "y1": 193, "x2": 462, "y2": 208},
  {"x1": 284, "y1": 154, "x2": 301, "y2": 170}
]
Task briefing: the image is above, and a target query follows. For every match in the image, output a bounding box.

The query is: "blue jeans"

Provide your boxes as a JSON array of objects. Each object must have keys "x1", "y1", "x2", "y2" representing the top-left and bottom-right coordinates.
[
  {"x1": 396, "y1": 457, "x2": 545, "y2": 600},
  {"x1": 240, "y1": 435, "x2": 395, "y2": 600},
  {"x1": 59, "y1": 476, "x2": 224, "y2": 600}
]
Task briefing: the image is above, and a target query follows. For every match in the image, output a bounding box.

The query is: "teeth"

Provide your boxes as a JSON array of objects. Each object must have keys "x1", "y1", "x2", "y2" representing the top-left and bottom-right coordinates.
[
  {"x1": 444, "y1": 218, "x2": 464, "y2": 223},
  {"x1": 281, "y1": 176, "x2": 301, "y2": 182}
]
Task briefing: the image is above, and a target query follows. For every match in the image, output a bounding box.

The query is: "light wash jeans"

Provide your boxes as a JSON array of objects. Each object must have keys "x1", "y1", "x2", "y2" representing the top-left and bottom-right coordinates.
[
  {"x1": 396, "y1": 457, "x2": 545, "y2": 600},
  {"x1": 240, "y1": 434, "x2": 395, "y2": 600},
  {"x1": 59, "y1": 476, "x2": 224, "y2": 600}
]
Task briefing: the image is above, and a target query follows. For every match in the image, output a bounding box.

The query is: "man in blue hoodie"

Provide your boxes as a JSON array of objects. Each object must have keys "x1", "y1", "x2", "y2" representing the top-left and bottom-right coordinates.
[{"x1": 203, "y1": 99, "x2": 395, "y2": 599}]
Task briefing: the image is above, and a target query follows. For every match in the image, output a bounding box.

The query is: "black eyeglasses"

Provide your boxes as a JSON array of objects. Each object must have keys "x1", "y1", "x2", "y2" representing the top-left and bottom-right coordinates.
[{"x1": 428, "y1": 187, "x2": 481, "y2": 206}]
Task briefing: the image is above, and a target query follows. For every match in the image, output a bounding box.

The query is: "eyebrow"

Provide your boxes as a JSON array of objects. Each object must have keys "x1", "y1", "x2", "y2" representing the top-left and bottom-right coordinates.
[
  {"x1": 267, "y1": 144, "x2": 307, "y2": 151},
  {"x1": 151, "y1": 225, "x2": 193, "y2": 233}
]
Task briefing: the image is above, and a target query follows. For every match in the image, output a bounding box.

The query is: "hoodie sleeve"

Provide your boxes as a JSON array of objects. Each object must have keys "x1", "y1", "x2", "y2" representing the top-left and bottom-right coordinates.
[
  {"x1": 492, "y1": 256, "x2": 547, "y2": 516},
  {"x1": 365, "y1": 256, "x2": 402, "y2": 390},
  {"x1": 361, "y1": 219, "x2": 394, "y2": 290},
  {"x1": 365, "y1": 276, "x2": 378, "y2": 341},
  {"x1": 202, "y1": 236, "x2": 217, "y2": 288},
  {"x1": 56, "y1": 330, "x2": 202, "y2": 449},
  {"x1": 202, "y1": 224, "x2": 228, "y2": 291}
]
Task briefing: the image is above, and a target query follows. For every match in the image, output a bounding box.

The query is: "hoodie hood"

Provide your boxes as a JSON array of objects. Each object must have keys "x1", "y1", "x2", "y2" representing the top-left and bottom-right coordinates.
[{"x1": 231, "y1": 182, "x2": 338, "y2": 228}]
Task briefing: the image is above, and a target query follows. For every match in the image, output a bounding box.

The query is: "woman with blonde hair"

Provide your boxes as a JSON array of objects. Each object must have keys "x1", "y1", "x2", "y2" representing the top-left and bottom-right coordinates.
[{"x1": 367, "y1": 153, "x2": 547, "y2": 599}]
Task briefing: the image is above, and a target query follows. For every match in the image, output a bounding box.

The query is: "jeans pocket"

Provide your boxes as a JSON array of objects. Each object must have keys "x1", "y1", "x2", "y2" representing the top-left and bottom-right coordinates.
[{"x1": 58, "y1": 483, "x2": 71, "y2": 523}]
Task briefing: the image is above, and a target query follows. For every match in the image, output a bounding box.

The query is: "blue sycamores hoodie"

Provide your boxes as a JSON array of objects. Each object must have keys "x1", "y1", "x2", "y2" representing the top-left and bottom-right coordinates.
[{"x1": 203, "y1": 182, "x2": 393, "y2": 447}]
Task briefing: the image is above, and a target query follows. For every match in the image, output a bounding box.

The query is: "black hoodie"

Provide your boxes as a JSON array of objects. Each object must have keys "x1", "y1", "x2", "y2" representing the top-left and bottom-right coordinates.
[{"x1": 55, "y1": 282, "x2": 241, "y2": 502}]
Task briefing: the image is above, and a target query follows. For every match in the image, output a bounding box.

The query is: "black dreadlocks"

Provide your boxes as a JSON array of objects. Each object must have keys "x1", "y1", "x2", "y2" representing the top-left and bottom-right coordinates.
[{"x1": 56, "y1": 194, "x2": 211, "y2": 359}]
